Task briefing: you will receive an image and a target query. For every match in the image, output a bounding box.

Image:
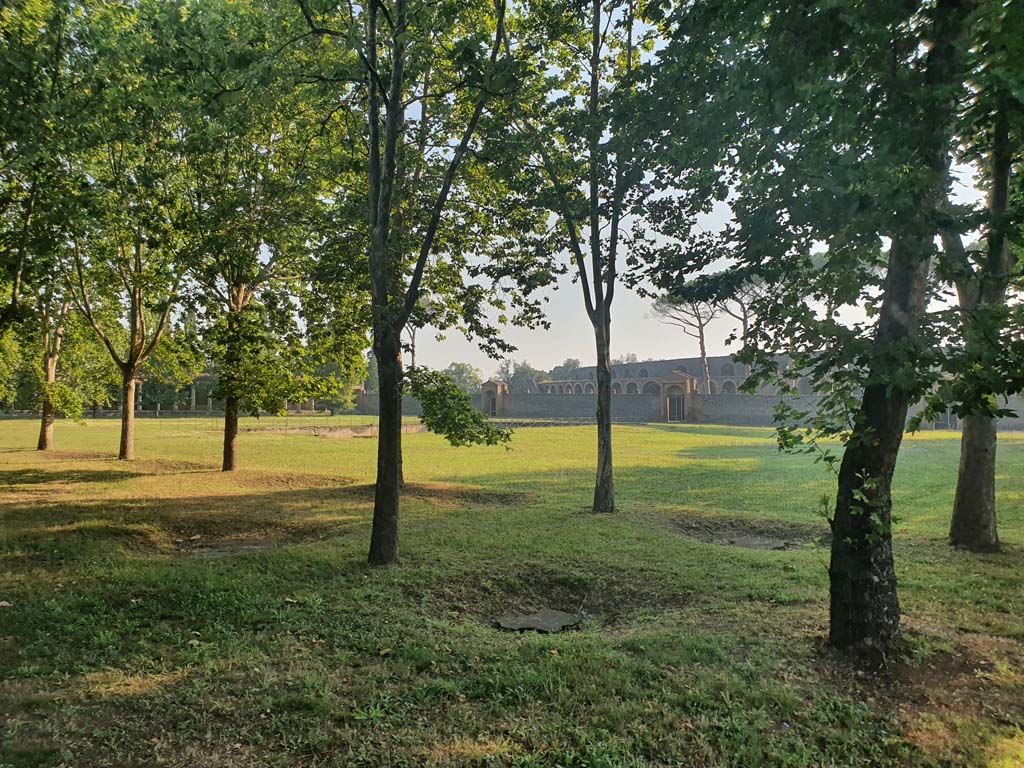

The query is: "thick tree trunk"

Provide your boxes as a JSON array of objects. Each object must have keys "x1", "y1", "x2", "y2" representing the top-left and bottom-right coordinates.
[
  {"x1": 222, "y1": 395, "x2": 239, "y2": 472},
  {"x1": 36, "y1": 354, "x2": 57, "y2": 451},
  {"x1": 592, "y1": 317, "x2": 614, "y2": 513},
  {"x1": 950, "y1": 413, "x2": 999, "y2": 550},
  {"x1": 119, "y1": 374, "x2": 136, "y2": 461},
  {"x1": 829, "y1": 238, "x2": 930, "y2": 657},
  {"x1": 369, "y1": 330, "x2": 403, "y2": 565},
  {"x1": 829, "y1": 0, "x2": 967, "y2": 659}
]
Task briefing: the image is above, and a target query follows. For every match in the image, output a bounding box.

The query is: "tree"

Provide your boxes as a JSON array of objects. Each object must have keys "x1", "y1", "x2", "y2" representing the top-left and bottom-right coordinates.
[
  {"x1": 0, "y1": 0, "x2": 72, "y2": 332},
  {"x1": 296, "y1": 0, "x2": 558, "y2": 564},
  {"x1": 931, "y1": 2, "x2": 1024, "y2": 551},
  {"x1": 611, "y1": 353, "x2": 638, "y2": 366},
  {"x1": 649, "y1": 0, "x2": 975, "y2": 656},
  {"x1": 441, "y1": 362, "x2": 483, "y2": 393},
  {"x1": 169, "y1": 0, "x2": 368, "y2": 471},
  {"x1": 30, "y1": 308, "x2": 119, "y2": 449},
  {"x1": 548, "y1": 357, "x2": 581, "y2": 380},
  {"x1": 651, "y1": 296, "x2": 719, "y2": 393},
  {"x1": 62, "y1": 0, "x2": 190, "y2": 461},
  {"x1": 495, "y1": 0, "x2": 651, "y2": 513},
  {"x1": 495, "y1": 358, "x2": 544, "y2": 394}
]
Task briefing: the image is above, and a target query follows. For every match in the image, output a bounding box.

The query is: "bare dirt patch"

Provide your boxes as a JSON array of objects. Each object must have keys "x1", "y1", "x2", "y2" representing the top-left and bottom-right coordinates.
[
  {"x1": 668, "y1": 512, "x2": 830, "y2": 551},
  {"x1": 421, "y1": 566, "x2": 690, "y2": 627}
]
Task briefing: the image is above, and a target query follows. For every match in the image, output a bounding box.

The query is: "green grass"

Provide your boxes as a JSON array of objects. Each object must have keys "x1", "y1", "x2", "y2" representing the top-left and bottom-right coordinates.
[{"x1": 1, "y1": 417, "x2": 1023, "y2": 767}]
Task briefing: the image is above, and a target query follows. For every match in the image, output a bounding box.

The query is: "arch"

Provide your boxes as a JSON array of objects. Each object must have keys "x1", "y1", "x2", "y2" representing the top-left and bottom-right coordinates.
[
  {"x1": 573, "y1": 383, "x2": 584, "y2": 394},
  {"x1": 545, "y1": 386, "x2": 553, "y2": 394},
  {"x1": 612, "y1": 382, "x2": 622, "y2": 394},
  {"x1": 638, "y1": 368, "x2": 649, "y2": 378},
  {"x1": 566, "y1": 386, "x2": 574, "y2": 395},
  {"x1": 708, "y1": 380, "x2": 719, "y2": 394},
  {"x1": 556, "y1": 384, "x2": 564, "y2": 394},
  {"x1": 625, "y1": 382, "x2": 638, "y2": 394},
  {"x1": 584, "y1": 383, "x2": 594, "y2": 394},
  {"x1": 641, "y1": 381, "x2": 660, "y2": 395},
  {"x1": 721, "y1": 380, "x2": 737, "y2": 395},
  {"x1": 720, "y1": 362, "x2": 735, "y2": 377},
  {"x1": 665, "y1": 384, "x2": 684, "y2": 396}
]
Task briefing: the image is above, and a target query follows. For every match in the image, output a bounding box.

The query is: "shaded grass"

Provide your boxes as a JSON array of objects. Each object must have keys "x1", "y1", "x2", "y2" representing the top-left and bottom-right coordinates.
[{"x1": 0, "y1": 418, "x2": 1022, "y2": 766}]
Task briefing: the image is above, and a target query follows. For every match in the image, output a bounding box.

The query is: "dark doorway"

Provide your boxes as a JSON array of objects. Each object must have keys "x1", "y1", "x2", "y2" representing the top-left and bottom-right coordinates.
[{"x1": 668, "y1": 395, "x2": 684, "y2": 422}]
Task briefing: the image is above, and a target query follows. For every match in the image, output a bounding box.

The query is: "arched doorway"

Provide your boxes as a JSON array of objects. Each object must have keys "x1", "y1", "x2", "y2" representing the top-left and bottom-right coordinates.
[
  {"x1": 642, "y1": 381, "x2": 660, "y2": 395},
  {"x1": 612, "y1": 382, "x2": 622, "y2": 394},
  {"x1": 625, "y1": 382, "x2": 638, "y2": 394},
  {"x1": 722, "y1": 380, "x2": 737, "y2": 395}
]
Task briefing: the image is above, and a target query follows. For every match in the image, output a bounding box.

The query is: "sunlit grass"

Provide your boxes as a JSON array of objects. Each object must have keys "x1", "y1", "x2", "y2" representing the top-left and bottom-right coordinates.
[{"x1": 0, "y1": 417, "x2": 1022, "y2": 767}]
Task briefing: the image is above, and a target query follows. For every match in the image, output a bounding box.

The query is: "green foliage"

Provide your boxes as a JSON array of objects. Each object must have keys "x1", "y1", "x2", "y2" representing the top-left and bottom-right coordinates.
[
  {"x1": 547, "y1": 358, "x2": 581, "y2": 381},
  {"x1": 33, "y1": 312, "x2": 120, "y2": 420},
  {"x1": 440, "y1": 361, "x2": 483, "y2": 393},
  {"x1": 0, "y1": 325, "x2": 22, "y2": 407},
  {"x1": 495, "y1": 358, "x2": 545, "y2": 394},
  {"x1": 406, "y1": 366, "x2": 510, "y2": 448}
]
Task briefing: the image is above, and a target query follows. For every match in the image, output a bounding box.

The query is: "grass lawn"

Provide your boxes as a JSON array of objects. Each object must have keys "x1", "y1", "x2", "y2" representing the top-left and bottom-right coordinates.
[{"x1": 1, "y1": 417, "x2": 1022, "y2": 767}]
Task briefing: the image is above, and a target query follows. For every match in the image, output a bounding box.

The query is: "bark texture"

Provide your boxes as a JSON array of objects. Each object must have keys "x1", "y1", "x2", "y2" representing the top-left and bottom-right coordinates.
[
  {"x1": 368, "y1": 331, "x2": 403, "y2": 565},
  {"x1": 222, "y1": 395, "x2": 239, "y2": 472},
  {"x1": 592, "y1": 317, "x2": 614, "y2": 513},
  {"x1": 36, "y1": 350, "x2": 58, "y2": 451},
  {"x1": 950, "y1": 413, "x2": 999, "y2": 550},
  {"x1": 829, "y1": 0, "x2": 968, "y2": 656},
  {"x1": 119, "y1": 375, "x2": 136, "y2": 461}
]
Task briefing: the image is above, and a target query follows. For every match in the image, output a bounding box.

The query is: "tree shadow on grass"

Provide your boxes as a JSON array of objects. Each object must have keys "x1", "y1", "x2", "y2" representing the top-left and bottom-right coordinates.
[{"x1": 0, "y1": 468, "x2": 147, "y2": 487}]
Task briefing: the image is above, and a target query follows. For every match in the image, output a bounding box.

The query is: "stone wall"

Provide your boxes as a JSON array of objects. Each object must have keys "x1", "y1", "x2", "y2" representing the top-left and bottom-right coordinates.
[
  {"x1": 685, "y1": 394, "x2": 824, "y2": 427},
  {"x1": 492, "y1": 393, "x2": 661, "y2": 421},
  {"x1": 353, "y1": 394, "x2": 424, "y2": 416}
]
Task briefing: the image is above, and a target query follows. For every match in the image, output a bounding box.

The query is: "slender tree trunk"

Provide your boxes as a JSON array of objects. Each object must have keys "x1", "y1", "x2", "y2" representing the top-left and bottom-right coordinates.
[
  {"x1": 37, "y1": 355, "x2": 57, "y2": 451},
  {"x1": 37, "y1": 400, "x2": 55, "y2": 451},
  {"x1": 698, "y1": 326, "x2": 712, "y2": 394},
  {"x1": 950, "y1": 413, "x2": 999, "y2": 549},
  {"x1": 592, "y1": 315, "x2": 614, "y2": 512},
  {"x1": 222, "y1": 395, "x2": 239, "y2": 472},
  {"x1": 369, "y1": 329, "x2": 403, "y2": 565},
  {"x1": 119, "y1": 373, "x2": 136, "y2": 461},
  {"x1": 829, "y1": 239, "x2": 928, "y2": 657}
]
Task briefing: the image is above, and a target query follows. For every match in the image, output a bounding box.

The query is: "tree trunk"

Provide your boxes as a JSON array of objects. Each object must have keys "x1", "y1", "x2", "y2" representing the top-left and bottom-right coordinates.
[
  {"x1": 829, "y1": 0, "x2": 967, "y2": 659},
  {"x1": 368, "y1": 330, "x2": 403, "y2": 565},
  {"x1": 36, "y1": 353, "x2": 57, "y2": 451},
  {"x1": 829, "y1": 238, "x2": 929, "y2": 658},
  {"x1": 222, "y1": 395, "x2": 239, "y2": 472},
  {"x1": 592, "y1": 316, "x2": 614, "y2": 513},
  {"x1": 950, "y1": 413, "x2": 999, "y2": 550},
  {"x1": 698, "y1": 327, "x2": 712, "y2": 394},
  {"x1": 119, "y1": 374, "x2": 136, "y2": 461},
  {"x1": 948, "y1": 102, "x2": 1012, "y2": 553}
]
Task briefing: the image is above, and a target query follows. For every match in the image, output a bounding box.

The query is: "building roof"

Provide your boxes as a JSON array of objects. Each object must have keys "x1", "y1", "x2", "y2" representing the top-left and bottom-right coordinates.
[{"x1": 557, "y1": 356, "x2": 746, "y2": 382}]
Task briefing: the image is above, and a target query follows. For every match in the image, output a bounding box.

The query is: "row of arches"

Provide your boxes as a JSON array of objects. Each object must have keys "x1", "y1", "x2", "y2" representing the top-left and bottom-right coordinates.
[
  {"x1": 594, "y1": 362, "x2": 742, "y2": 380},
  {"x1": 543, "y1": 380, "x2": 740, "y2": 396}
]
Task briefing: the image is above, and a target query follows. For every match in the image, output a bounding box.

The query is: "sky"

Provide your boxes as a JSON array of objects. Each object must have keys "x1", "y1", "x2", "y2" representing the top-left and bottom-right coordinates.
[{"x1": 411, "y1": 165, "x2": 986, "y2": 380}]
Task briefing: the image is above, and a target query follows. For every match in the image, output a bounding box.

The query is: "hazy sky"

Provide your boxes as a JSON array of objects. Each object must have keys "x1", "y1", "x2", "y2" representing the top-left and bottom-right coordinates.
[{"x1": 412, "y1": 167, "x2": 985, "y2": 380}]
